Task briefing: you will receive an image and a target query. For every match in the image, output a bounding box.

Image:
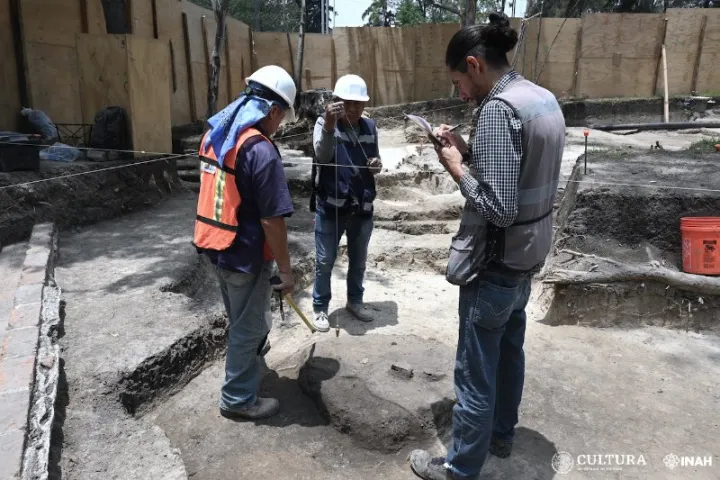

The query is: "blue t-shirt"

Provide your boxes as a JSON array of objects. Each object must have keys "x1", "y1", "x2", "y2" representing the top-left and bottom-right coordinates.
[{"x1": 202, "y1": 131, "x2": 294, "y2": 275}]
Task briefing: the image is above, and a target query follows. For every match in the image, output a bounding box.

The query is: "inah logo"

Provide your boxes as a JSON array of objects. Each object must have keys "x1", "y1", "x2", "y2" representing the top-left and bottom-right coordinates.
[
  {"x1": 663, "y1": 454, "x2": 713, "y2": 469},
  {"x1": 551, "y1": 451, "x2": 574, "y2": 474},
  {"x1": 664, "y1": 454, "x2": 680, "y2": 470}
]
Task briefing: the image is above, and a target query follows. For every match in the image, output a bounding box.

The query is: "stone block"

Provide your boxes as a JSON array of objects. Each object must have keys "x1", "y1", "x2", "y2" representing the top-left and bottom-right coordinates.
[
  {"x1": 4, "y1": 327, "x2": 39, "y2": 359},
  {"x1": 14, "y1": 284, "x2": 43, "y2": 307},
  {"x1": 0, "y1": 390, "x2": 30, "y2": 432},
  {"x1": 0, "y1": 428, "x2": 24, "y2": 480},
  {"x1": 18, "y1": 267, "x2": 47, "y2": 287},
  {"x1": 8, "y1": 303, "x2": 41, "y2": 330},
  {"x1": 0, "y1": 355, "x2": 35, "y2": 393},
  {"x1": 28, "y1": 223, "x2": 54, "y2": 248}
]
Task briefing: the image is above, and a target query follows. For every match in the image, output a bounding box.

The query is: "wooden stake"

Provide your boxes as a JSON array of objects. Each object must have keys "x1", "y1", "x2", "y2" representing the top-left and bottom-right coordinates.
[
  {"x1": 182, "y1": 12, "x2": 197, "y2": 123},
  {"x1": 662, "y1": 44, "x2": 669, "y2": 123},
  {"x1": 571, "y1": 21, "x2": 583, "y2": 98},
  {"x1": 691, "y1": 15, "x2": 707, "y2": 95}
]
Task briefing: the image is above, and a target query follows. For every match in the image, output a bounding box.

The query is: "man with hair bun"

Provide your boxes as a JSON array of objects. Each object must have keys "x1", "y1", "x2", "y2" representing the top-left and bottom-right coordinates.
[{"x1": 410, "y1": 12, "x2": 565, "y2": 480}]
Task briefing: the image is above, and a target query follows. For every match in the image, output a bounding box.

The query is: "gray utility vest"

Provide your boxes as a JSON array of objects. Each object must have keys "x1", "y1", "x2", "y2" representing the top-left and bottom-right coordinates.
[{"x1": 446, "y1": 77, "x2": 565, "y2": 286}]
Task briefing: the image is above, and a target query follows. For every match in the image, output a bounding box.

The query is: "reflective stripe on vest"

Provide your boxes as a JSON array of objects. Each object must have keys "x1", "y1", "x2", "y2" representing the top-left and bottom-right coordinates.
[{"x1": 193, "y1": 128, "x2": 274, "y2": 261}]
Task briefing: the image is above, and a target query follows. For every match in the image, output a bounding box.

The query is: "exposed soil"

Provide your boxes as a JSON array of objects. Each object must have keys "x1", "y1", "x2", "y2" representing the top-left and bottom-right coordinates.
[{"x1": 9, "y1": 100, "x2": 718, "y2": 480}]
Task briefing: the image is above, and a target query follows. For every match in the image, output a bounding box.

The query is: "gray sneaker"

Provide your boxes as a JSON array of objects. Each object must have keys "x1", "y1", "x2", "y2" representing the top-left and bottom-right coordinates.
[
  {"x1": 346, "y1": 302, "x2": 374, "y2": 322},
  {"x1": 409, "y1": 450, "x2": 456, "y2": 480},
  {"x1": 220, "y1": 397, "x2": 279, "y2": 420}
]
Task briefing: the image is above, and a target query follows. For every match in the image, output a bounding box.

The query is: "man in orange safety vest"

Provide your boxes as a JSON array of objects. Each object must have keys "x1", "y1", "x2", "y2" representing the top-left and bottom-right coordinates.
[{"x1": 193, "y1": 65, "x2": 297, "y2": 420}]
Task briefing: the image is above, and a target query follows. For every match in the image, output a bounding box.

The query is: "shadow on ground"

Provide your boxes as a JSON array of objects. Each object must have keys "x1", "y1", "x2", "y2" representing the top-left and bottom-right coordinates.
[{"x1": 327, "y1": 300, "x2": 399, "y2": 335}]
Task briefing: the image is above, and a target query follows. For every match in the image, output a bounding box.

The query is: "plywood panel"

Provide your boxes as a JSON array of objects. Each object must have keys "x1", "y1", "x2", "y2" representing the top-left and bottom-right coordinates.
[
  {"x1": 192, "y1": 61, "x2": 208, "y2": 120},
  {"x1": 25, "y1": 42, "x2": 82, "y2": 124},
  {"x1": 333, "y1": 27, "x2": 376, "y2": 103},
  {"x1": 520, "y1": 17, "x2": 540, "y2": 80},
  {"x1": 534, "y1": 18, "x2": 581, "y2": 96},
  {"x1": 76, "y1": 34, "x2": 131, "y2": 125},
  {"x1": 182, "y1": 0, "x2": 211, "y2": 64},
  {"x1": 576, "y1": 58, "x2": 657, "y2": 98},
  {"x1": 85, "y1": 0, "x2": 108, "y2": 34},
  {"x1": 155, "y1": 0, "x2": 191, "y2": 124},
  {"x1": 127, "y1": 36, "x2": 172, "y2": 152},
  {"x1": 508, "y1": 17, "x2": 525, "y2": 74},
  {"x1": 252, "y1": 32, "x2": 294, "y2": 73},
  {"x1": 663, "y1": 8, "x2": 705, "y2": 95},
  {"x1": 226, "y1": 18, "x2": 252, "y2": 95},
  {"x1": 129, "y1": 0, "x2": 154, "y2": 37},
  {"x1": 300, "y1": 33, "x2": 333, "y2": 90},
  {"x1": 0, "y1": 0, "x2": 20, "y2": 130},
  {"x1": 371, "y1": 27, "x2": 414, "y2": 106},
  {"x1": 577, "y1": 13, "x2": 664, "y2": 98},
  {"x1": 695, "y1": 10, "x2": 720, "y2": 94},
  {"x1": 580, "y1": 13, "x2": 663, "y2": 59},
  {"x1": 413, "y1": 22, "x2": 459, "y2": 101},
  {"x1": 20, "y1": 0, "x2": 83, "y2": 47}
]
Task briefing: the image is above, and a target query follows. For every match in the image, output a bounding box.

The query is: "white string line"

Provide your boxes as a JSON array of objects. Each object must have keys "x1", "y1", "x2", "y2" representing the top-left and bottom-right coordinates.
[{"x1": 0, "y1": 156, "x2": 180, "y2": 191}]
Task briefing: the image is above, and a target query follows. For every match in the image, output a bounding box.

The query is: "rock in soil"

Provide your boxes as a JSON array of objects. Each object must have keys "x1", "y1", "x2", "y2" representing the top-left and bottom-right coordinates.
[{"x1": 297, "y1": 334, "x2": 455, "y2": 453}]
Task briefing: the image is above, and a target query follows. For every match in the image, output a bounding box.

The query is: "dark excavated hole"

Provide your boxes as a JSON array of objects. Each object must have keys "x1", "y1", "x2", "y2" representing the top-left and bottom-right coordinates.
[{"x1": 296, "y1": 335, "x2": 456, "y2": 454}]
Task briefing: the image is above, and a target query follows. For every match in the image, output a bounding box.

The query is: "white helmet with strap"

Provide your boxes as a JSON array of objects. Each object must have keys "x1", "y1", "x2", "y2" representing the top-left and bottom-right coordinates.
[
  {"x1": 333, "y1": 74, "x2": 370, "y2": 102},
  {"x1": 245, "y1": 65, "x2": 297, "y2": 122}
]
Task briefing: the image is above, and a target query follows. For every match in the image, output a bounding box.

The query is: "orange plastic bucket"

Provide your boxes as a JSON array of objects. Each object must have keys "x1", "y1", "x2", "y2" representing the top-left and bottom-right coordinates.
[{"x1": 681, "y1": 217, "x2": 720, "y2": 275}]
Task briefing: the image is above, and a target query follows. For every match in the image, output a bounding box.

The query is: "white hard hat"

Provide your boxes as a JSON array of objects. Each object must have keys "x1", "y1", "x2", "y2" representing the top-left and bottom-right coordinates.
[
  {"x1": 245, "y1": 65, "x2": 297, "y2": 122},
  {"x1": 333, "y1": 74, "x2": 370, "y2": 102}
]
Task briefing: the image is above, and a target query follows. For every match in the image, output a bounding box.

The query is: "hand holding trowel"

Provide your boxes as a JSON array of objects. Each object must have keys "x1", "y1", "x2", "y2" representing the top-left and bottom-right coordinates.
[{"x1": 270, "y1": 275, "x2": 317, "y2": 333}]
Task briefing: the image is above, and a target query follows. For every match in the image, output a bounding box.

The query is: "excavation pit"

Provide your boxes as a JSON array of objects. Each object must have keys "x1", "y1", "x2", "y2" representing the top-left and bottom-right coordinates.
[{"x1": 542, "y1": 151, "x2": 720, "y2": 333}]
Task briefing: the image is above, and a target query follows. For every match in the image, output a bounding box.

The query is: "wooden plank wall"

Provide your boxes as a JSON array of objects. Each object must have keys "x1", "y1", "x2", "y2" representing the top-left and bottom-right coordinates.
[{"x1": 6, "y1": 6, "x2": 720, "y2": 133}]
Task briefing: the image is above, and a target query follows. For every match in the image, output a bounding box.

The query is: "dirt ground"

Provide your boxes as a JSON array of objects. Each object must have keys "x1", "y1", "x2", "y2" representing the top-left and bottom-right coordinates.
[{"x1": 41, "y1": 123, "x2": 720, "y2": 480}]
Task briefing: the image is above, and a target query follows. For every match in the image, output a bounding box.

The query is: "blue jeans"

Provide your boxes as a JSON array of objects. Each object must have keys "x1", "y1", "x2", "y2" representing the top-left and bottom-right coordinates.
[
  {"x1": 312, "y1": 211, "x2": 373, "y2": 312},
  {"x1": 445, "y1": 270, "x2": 533, "y2": 479},
  {"x1": 215, "y1": 262, "x2": 272, "y2": 410}
]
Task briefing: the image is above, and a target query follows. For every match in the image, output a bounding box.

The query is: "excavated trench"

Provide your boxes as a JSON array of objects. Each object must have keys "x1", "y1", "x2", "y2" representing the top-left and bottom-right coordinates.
[
  {"x1": 542, "y1": 151, "x2": 720, "y2": 333},
  {"x1": 112, "y1": 149, "x2": 459, "y2": 419}
]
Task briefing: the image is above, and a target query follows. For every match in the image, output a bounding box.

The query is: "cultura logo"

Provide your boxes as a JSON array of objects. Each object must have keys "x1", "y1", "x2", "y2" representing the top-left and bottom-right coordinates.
[{"x1": 551, "y1": 452, "x2": 575, "y2": 474}]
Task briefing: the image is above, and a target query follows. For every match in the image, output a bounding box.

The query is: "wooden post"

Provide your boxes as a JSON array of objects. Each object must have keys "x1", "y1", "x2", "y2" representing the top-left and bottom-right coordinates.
[
  {"x1": 225, "y1": 28, "x2": 233, "y2": 101},
  {"x1": 182, "y1": 12, "x2": 197, "y2": 122},
  {"x1": 652, "y1": 17, "x2": 668, "y2": 97},
  {"x1": 286, "y1": 33, "x2": 296, "y2": 81},
  {"x1": 9, "y1": 0, "x2": 30, "y2": 108},
  {"x1": 662, "y1": 45, "x2": 669, "y2": 122},
  {"x1": 571, "y1": 21, "x2": 583, "y2": 98},
  {"x1": 691, "y1": 15, "x2": 707, "y2": 95},
  {"x1": 201, "y1": 16, "x2": 211, "y2": 86},
  {"x1": 169, "y1": 40, "x2": 177, "y2": 92},
  {"x1": 533, "y1": 17, "x2": 542, "y2": 81},
  {"x1": 330, "y1": 37, "x2": 337, "y2": 89},
  {"x1": 151, "y1": 0, "x2": 159, "y2": 39},
  {"x1": 79, "y1": 0, "x2": 89, "y2": 33},
  {"x1": 294, "y1": 0, "x2": 306, "y2": 90},
  {"x1": 304, "y1": 68, "x2": 312, "y2": 89}
]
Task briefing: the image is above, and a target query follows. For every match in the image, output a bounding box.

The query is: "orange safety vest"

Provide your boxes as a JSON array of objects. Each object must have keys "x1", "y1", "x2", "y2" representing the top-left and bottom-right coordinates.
[{"x1": 193, "y1": 127, "x2": 274, "y2": 261}]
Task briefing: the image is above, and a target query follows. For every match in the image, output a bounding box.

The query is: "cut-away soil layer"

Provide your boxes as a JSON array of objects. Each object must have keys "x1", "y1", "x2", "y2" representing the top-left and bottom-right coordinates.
[
  {"x1": 46, "y1": 125, "x2": 720, "y2": 480},
  {"x1": 542, "y1": 151, "x2": 720, "y2": 332},
  {"x1": 0, "y1": 157, "x2": 182, "y2": 246}
]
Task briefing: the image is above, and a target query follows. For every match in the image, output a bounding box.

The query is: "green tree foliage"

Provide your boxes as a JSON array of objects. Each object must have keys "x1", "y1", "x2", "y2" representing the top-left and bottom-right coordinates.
[
  {"x1": 363, "y1": 0, "x2": 498, "y2": 27},
  {"x1": 188, "y1": 0, "x2": 333, "y2": 33}
]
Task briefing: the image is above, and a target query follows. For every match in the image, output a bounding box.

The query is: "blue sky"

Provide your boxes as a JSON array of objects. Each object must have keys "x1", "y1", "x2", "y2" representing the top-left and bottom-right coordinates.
[{"x1": 332, "y1": 0, "x2": 528, "y2": 27}]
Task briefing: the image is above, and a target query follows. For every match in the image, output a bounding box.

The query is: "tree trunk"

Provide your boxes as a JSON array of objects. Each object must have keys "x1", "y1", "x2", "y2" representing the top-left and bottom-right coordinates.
[
  {"x1": 295, "y1": 0, "x2": 307, "y2": 91},
  {"x1": 463, "y1": 0, "x2": 476, "y2": 26},
  {"x1": 207, "y1": 0, "x2": 230, "y2": 119}
]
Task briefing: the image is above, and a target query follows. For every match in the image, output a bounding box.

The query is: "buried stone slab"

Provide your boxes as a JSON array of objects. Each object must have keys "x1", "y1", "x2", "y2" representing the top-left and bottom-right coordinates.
[{"x1": 297, "y1": 334, "x2": 455, "y2": 453}]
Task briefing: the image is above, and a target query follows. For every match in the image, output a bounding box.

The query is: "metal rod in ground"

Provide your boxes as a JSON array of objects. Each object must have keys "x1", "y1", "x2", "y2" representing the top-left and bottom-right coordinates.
[{"x1": 584, "y1": 135, "x2": 588, "y2": 174}]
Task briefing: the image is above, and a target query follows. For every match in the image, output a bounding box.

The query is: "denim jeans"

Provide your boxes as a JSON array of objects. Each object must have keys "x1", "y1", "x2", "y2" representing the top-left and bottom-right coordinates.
[
  {"x1": 445, "y1": 270, "x2": 533, "y2": 479},
  {"x1": 312, "y1": 211, "x2": 373, "y2": 312},
  {"x1": 215, "y1": 262, "x2": 272, "y2": 411}
]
